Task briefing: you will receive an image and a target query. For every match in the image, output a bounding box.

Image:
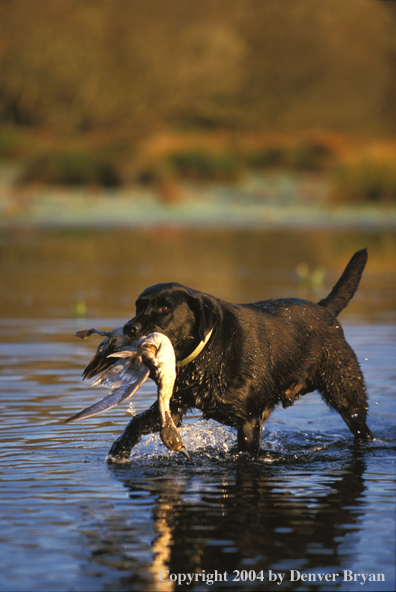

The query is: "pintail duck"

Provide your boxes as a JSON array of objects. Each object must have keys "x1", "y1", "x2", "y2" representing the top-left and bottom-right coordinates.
[{"x1": 66, "y1": 329, "x2": 192, "y2": 462}]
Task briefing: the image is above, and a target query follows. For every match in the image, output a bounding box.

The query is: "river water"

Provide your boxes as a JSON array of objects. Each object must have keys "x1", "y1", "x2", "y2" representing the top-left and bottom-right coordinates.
[{"x1": 0, "y1": 226, "x2": 395, "y2": 591}]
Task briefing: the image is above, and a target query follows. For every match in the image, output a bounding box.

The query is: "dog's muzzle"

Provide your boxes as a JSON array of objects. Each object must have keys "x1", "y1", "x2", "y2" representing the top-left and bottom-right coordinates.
[{"x1": 123, "y1": 320, "x2": 142, "y2": 339}]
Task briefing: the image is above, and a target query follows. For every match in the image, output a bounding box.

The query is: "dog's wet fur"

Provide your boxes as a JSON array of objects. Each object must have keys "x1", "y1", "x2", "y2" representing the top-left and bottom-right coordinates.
[{"x1": 97, "y1": 249, "x2": 372, "y2": 460}]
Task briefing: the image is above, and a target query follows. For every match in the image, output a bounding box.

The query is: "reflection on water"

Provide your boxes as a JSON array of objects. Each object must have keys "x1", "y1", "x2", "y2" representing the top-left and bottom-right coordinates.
[
  {"x1": 108, "y1": 452, "x2": 369, "y2": 591},
  {"x1": 0, "y1": 226, "x2": 395, "y2": 322},
  {"x1": 0, "y1": 227, "x2": 395, "y2": 591}
]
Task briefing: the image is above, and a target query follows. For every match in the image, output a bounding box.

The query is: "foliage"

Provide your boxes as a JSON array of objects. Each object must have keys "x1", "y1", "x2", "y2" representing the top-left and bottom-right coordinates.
[
  {"x1": 0, "y1": 0, "x2": 395, "y2": 135},
  {"x1": 20, "y1": 150, "x2": 120, "y2": 187},
  {"x1": 165, "y1": 150, "x2": 242, "y2": 181},
  {"x1": 0, "y1": 128, "x2": 26, "y2": 158},
  {"x1": 10, "y1": 130, "x2": 396, "y2": 204},
  {"x1": 246, "y1": 141, "x2": 335, "y2": 172},
  {"x1": 331, "y1": 149, "x2": 396, "y2": 203}
]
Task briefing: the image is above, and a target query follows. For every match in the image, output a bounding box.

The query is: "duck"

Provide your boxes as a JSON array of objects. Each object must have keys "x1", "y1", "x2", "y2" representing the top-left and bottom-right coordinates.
[{"x1": 66, "y1": 329, "x2": 192, "y2": 462}]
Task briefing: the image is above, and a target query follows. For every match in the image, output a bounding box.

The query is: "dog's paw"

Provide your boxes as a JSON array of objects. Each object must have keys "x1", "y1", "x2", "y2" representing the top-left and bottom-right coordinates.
[
  {"x1": 106, "y1": 452, "x2": 132, "y2": 464},
  {"x1": 107, "y1": 438, "x2": 134, "y2": 462}
]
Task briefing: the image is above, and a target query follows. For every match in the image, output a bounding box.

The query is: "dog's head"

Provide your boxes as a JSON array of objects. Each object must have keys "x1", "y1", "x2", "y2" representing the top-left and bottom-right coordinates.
[{"x1": 124, "y1": 283, "x2": 220, "y2": 362}]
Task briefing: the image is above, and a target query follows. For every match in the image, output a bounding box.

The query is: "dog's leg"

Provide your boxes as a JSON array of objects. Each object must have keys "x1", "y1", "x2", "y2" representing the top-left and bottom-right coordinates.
[
  {"x1": 318, "y1": 345, "x2": 373, "y2": 439},
  {"x1": 324, "y1": 392, "x2": 372, "y2": 439},
  {"x1": 237, "y1": 410, "x2": 271, "y2": 454},
  {"x1": 107, "y1": 402, "x2": 160, "y2": 460},
  {"x1": 237, "y1": 422, "x2": 261, "y2": 454},
  {"x1": 107, "y1": 400, "x2": 188, "y2": 460}
]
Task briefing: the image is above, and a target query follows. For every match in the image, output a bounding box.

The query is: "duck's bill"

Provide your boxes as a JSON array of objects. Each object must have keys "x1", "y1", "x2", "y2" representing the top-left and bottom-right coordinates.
[
  {"x1": 65, "y1": 365, "x2": 150, "y2": 423},
  {"x1": 178, "y1": 446, "x2": 193, "y2": 464}
]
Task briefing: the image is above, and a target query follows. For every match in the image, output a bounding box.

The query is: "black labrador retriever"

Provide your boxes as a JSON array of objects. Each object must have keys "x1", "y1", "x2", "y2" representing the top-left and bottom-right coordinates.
[{"x1": 97, "y1": 249, "x2": 371, "y2": 460}]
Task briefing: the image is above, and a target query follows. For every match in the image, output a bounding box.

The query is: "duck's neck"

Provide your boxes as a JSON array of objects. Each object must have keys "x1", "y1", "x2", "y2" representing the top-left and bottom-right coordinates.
[{"x1": 158, "y1": 391, "x2": 184, "y2": 452}]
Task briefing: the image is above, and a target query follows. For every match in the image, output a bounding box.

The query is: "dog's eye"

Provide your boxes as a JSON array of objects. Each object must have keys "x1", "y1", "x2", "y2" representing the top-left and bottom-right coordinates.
[{"x1": 160, "y1": 305, "x2": 170, "y2": 313}]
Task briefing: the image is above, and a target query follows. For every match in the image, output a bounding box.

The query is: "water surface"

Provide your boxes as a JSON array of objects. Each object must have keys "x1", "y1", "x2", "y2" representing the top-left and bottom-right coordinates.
[{"x1": 0, "y1": 227, "x2": 395, "y2": 591}]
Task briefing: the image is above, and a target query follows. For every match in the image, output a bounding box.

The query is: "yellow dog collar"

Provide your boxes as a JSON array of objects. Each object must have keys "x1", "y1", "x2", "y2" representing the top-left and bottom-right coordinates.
[{"x1": 176, "y1": 328, "x2": 214, "y2": 367}]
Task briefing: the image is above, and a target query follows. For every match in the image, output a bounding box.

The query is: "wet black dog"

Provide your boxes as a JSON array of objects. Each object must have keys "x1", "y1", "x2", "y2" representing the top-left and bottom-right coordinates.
[{"x1": 105, "y1": 249, "x2": 372, "y2": 459}]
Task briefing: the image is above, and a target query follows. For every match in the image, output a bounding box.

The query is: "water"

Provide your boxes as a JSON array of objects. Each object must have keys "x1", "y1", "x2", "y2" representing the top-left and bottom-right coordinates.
[{"x1": 0, "y1": 227, "x2": 395, "y2": 591}]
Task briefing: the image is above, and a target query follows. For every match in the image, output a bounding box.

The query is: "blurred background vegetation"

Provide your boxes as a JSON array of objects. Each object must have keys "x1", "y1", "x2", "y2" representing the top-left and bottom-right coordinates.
[{"x1": 1, "y1": 0, "x2": 396, "y2": 204}]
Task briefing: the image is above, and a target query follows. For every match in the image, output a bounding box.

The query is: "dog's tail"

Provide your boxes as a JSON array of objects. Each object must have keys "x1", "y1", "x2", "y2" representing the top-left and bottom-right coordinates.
[{"x1": 318, "y1": 248, "x2": 368, "y2": 317}]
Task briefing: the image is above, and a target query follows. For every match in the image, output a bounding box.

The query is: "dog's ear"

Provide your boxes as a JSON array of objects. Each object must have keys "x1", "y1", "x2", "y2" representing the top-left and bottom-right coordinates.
[{"x1": 185, "y1": 291, "x2": 220, "y2": 342}]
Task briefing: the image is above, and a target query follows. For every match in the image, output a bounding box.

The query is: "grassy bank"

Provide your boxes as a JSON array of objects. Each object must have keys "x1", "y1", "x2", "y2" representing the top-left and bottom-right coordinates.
[{"x1": 1, "y1": 127, "x2": 396, "y2": 211}]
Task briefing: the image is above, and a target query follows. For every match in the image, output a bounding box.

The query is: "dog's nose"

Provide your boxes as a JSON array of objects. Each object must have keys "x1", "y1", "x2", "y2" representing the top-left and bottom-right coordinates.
[{"x1": 123, "y1": 320, "x2": 141, "y2": 338}]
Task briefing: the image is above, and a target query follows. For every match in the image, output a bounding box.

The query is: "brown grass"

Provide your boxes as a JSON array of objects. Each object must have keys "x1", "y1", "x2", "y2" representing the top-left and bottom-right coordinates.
[{"x1": 2, "y1": 126, "x2": 396, "y2": 205}]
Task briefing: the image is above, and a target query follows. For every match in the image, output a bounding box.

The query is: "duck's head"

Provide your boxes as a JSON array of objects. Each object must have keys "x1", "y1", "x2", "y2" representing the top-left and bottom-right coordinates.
[{"x1": 160, "y1": 413, "x2": 193, "y2": 463}]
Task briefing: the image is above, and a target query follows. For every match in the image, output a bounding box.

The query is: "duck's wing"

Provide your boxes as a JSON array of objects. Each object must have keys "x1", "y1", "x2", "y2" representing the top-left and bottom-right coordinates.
[
  {"x1": 65, "y1": 351, "x2": 150, "y2": 422},
  {"x1": 75, "y1": 326, "x2": 136, "y2": 380}
]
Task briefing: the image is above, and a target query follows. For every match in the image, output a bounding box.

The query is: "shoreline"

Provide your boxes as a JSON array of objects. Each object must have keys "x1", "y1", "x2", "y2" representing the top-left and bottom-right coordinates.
[
  {"x1": 1, "y1": 166, "x2": 395, "y2": 230},
  {"x1": 1, "y1": 187, "x2": 396, "y2": 230}
]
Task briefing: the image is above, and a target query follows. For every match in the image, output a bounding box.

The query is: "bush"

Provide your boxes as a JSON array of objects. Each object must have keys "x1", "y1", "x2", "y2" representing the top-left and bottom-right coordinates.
[
  {"x1": 246, "y1": 147, "x2": 286, "y2": 169},
  {"x1": 331, "y1": 153, "x2": 396, "y2": 203},
  {"x1": 286, "y1": 142, "x2": 334, "y2": 171},
  {"x1": 0, "y1": 128, "x2": 26, "y2": 158},
  {"x1": 20, "y1": 150, "x2": 121, "y2": 187},
  {"x1": 164, "y1": 150, "x2": 242, "y2": 181},
  {"x1": 246, "y1": 141, "x2": 335, "y2": 172}
]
